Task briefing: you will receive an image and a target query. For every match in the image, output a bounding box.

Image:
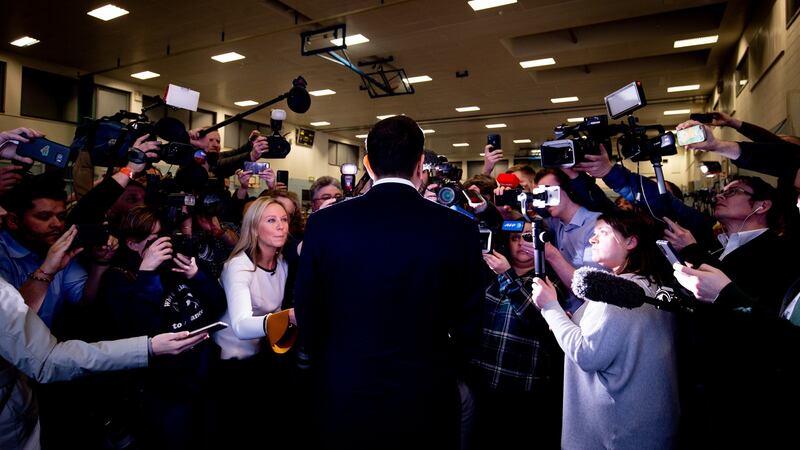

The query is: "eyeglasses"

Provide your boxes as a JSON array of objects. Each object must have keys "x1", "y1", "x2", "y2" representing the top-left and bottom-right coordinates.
[
  {"x1": 313, "y1": 194, "x2": 343, "y2": 202},
  {"x1": 717, "y1": 187, "x2": 753, "y2": 199}
]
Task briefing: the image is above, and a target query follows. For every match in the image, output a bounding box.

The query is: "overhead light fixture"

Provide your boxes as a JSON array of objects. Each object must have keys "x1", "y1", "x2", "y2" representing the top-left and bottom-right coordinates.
[
  {"x1": 309, "y1": 89, "x2": 336, "y2": 97},
  {"x1": 664, "y1": 109, "x2": 691, "y2": 115},
  {"x1": 551, "y1": 96, "x2": 579, "y2": 104},
  {"x1": 10, "y1": 36, "x2": 39, "y2": 47},
  {"x1": 234, "y1": 100, "x2": 259, "y2": 107},
  {"x1": 131, "y1": 71, "x2": 160, "y2": 80},
  {"x1": 513, "y1": 139, "x2": 531, "y2": 144},
  {"x1": 377, "y1": 114, "x2": 397, "y2": 120},
  {"x1": 567, "y1": 117, "x2": 584, "y2": 123},
  {"x1": 455, "y1": 106, "x2": 480, "y2": 112},
  {"x1": 87, "y1": 4, "x2": 129, "y2": 21},
  {"x1": 674, "y1": 35, "x2": 718, "y2": 48},
  {"x1": 739, "y1": 79, "x2": 748, "y2": 86},
  {"x1": 667, "y1": 84, "x2": 700, "y2": 93},
  {"x1": 356, "y1": 134, "x2": 369, "y2": 139},
  {"x1": 310, "y1": 121, "x2": 330, "y2": 126},
  {"x1": 211, "y1": 52, "x2": 245, "y2": 63},
  {"x1": 452, "y1": 143, "x2": 470, "y2": 147},
  {"x1": 520, "y1": 57, "x2": 556, "y2": 69},
  {"x1": 330, "y1": 34, "x2": 370, "y2": 46},
  {"x1": 485, "y1": 123, "x2": 507, "y2": 129},
  {"x1": 404, "y1": 75, "x2": 432, "y2": 84},
  {"x1": 468, "y1": 0, "x2": 518, "y2": 12},
  {"x1": 422, "y1": 129, "x2": 435, "y2": 134}
]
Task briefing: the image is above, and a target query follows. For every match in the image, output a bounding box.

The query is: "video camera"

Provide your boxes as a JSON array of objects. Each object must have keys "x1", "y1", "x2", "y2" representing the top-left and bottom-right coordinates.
[
  {"x1": 541, "y1": 115, "x2": 618, "y2": 168},
  {"x1": 425, "y1": 155, "x2": 464, "y2": 207},
  {"x1": 71, "y1": 98, "x2": 198, "y2": 168}
]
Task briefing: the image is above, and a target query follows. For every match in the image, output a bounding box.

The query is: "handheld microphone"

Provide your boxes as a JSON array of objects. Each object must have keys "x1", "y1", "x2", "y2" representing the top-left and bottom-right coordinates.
[
  {"x1": 496, "y1": 173, "x2": 520, "y2": 188},
  {"x1": 571, "y1": 266, "x2": 651, "y2": 309}
]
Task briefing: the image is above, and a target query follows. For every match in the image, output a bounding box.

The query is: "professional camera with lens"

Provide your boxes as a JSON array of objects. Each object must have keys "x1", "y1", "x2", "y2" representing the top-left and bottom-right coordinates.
[
  {"x1": 541, "y1": 115, "x2": 617, "y2": 168},
  {"x1": 425, "y1": 156, "x2": 464, "y2": 207},
  {"x1": 250, "y1": 109, "x2": 291, "y2": 158},
  {"x1": 495, "y1": 185, "x2": 561, "y2": 221}
]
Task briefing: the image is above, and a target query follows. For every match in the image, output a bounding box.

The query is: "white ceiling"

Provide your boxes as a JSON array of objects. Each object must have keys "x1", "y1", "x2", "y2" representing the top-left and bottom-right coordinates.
[{"x1": 3, "y1": 0, "x2": 752, "y2": 159}]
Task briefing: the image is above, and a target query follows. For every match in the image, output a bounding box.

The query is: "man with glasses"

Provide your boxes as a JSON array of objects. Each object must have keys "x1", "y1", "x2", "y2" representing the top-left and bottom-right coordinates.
[{"x1": 309, "y1": 176, "x2": 343, "y2": 212}]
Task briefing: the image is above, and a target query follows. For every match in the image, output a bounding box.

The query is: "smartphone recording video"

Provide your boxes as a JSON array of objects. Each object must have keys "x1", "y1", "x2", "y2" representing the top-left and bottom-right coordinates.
[{"x1": 676, "y1": 124, "x2": 706, "y2": 147}]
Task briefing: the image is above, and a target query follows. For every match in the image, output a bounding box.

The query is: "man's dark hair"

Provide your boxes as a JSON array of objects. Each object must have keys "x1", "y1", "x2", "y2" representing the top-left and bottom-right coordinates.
[
  {"x1": 366, "y1": 116, "x2": 424, "y2": 178},
  {"x1": 119, "y1": 205, "x2": 160, "y2": 243},
  {"x1": 731, "y1": 175, "x2": 781, "y2": 228},
  {"x1": 463, "y1": 174, "x2": 498, "y2": 198},
  {"x1": 0, "y1": 172, "x2": 67, "y2": 215}
]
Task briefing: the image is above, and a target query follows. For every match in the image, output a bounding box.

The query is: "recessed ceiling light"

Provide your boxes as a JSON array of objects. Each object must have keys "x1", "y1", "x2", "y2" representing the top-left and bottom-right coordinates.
[
  {"x1": 739, "y1": 79, "x2": 748, "y2": 86},
  {"x1": 455, "y1": 106, "x2": 480, "y2": 112},
  {"x1": 513, "y1": 139, "x2": 531, "y2": 144},
  {"x1": 131, "y1": 71, "x2": 160, "y2": 80},
  {"x1": 667, "y1": 84, "x2": 700, "y2": 93},
  {"x1": 356, "y1": 134, "x2": 369, "y2": 139},
  {"x1": 330, "y1": 34, "x2": 370, "y2": 46},
  {"x1": 87, "y1": 4, "x2": 129, "y2": 21},
  {"x1": 309, "y1": 89, "x2": 336, "y2": 96},
  {"x1": 310, "y1": 121, "x2": 331, "y2": 126},
  {"x1": 674, "y1": 35, "x2": 718, "y2": 48},
  {"x1": 211, "y1": 52, "x2": 245, "y2": 63},
  {"x1": 551, "y1": 96, "x2": 579, "y2": 103},
  {"x1": 422, "y1": 129, "x2": 435, "y2": 134},
  {"x1": 234, "y1": 100, "x2": 259, "y2": 107},
  {"x1": 520, "y1": 57, "x2": 556, "y2": 69},
  {"x1": 404, "y1": 75, "x2": 432, "y2": 84},
  {"x1": 485, "y1": 123, "x2": 507, "y2": 129},
  {"x1": 468, "y1": 0, "x2": 518, "y2": 12},
  {"x1": 567, "y1": 117, "x2": 584, "y2": 123},
  {"x1": 10, "y1": 36, "x2": 39, "y2": 47},
  {"x1": 377, "y1": 114, "x2": 397, "y2": 120},
  {"x1": 664, "y1": 109, "x2": 691, "y2": 115},
  {"x1": 452, "y1": 143, "x2": 470, "y2": 147}
]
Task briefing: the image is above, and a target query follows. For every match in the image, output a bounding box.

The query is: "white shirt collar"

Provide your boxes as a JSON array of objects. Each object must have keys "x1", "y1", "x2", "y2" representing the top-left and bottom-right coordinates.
[
  {"x1": 372, "y1": 177, "x2": 418, "y2": 190},
  {"x1": 719, "y1": 227, "x2": 768, "y2": 260}
]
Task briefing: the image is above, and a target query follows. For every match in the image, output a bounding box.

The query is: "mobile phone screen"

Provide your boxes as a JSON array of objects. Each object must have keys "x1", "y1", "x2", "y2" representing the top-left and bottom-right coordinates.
[
  {"x1": 276, "y1": 170, "x2": 289, "y2": 185},
  {"x1": 677, "y1": 125, "x2": 706, "y2": 146},
  {"x1": 188, "y1": 321, "x2": 229, "y2": 335},
  {"x1": 656, "y1": 240, "x2": 685, "y2": 266}
]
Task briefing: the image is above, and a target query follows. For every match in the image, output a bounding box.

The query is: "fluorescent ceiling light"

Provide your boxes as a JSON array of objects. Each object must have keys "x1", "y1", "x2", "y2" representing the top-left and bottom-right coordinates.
[
  {"x1": 131, "y1": 71, "x2": 160, "y2": 80},
  {"x1": 739, "y1": 79, "x2": 748, "y2": 86},
  {"x1": 468, "y1": 0, "x2": 518, "y2": 12},
  {"x1": 211, "y1": 52, "x2": 245, "y2": 63},
  {"x1": 309, "y1": 89, "x2": 336, "y2": 96},
  {"x1": 356, "y1": 134, "x2": 369, "y2": 139},
  {"x1": 87, "y1": 4, "x2": 129, "y2": 21},
  {"x1": 377, "y1": 114, "x2": 397, "y2": 120},
  {"x1": 520, "y1": 57, "x2": 556, "y2": 69},
  {"x1": 234, "y1": 100, "x2": 259, "y2": 107},
  {"x1": 404, "y1": 75, "x2": 432, "y2": 84},
  {"x1": 422, "y1": 129, "x2": 435, "y2": 134},
  {"x1": 330, "y1": 34, "x2": 370, "y2": 46},
  {"x1": 551, "y1": 96, "x2": 579, "y2": 103},
  {"x1": 485, "y1": 123, "x2": 507, "y2": 129},
  {"x1": 310, "y1": 121, "x2": 330, "y2": 126},
  {"x1": 667, "y1": 84, "x2": 700, "y2": 93},
  {"x1": 513, "y1": 139, "x2": 531, "y2": 144},
  {"x1": 664, "y1": 109, "x2": 691, "y2": 116},
  {"x1": 455, "y1": 106, "x2": 480, "y2": 112},
  {"x1": 452, "y1": 143, "x2": 470, "y2": 147},
  {"x1": 567, "y1": 117, "x2": 584, "y2": 123},
  {"x1": 674, "y1": 35, "x2": 718, "y2": 48},
  {"x1": 10, "y1": 36, "x2": 39, "y2": 47}
]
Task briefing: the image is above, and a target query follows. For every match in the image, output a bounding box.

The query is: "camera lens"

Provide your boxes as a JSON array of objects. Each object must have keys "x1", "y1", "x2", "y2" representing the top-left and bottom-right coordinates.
[{"x1": 437, "y1": 186, "x2": 457, "y2": 205}]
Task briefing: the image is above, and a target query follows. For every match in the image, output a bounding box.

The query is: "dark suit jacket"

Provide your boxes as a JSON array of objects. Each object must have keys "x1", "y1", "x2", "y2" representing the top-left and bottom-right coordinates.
[{"x1": 294, "y1": 181, "x2": 484, "y2": 449}]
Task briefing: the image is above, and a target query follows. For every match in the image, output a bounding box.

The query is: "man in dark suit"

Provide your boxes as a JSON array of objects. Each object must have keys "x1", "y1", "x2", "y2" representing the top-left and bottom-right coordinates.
[{"x1": 294, "y1": 116, "x2": 483, "y2": 449}]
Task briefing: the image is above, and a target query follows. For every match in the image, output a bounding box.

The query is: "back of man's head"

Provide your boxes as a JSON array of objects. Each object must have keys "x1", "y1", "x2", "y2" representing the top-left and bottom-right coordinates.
[
  {"x1": 0, "y1": 172, "x2": 67, "y2": 217},
  {"x1": 366, "y1": 116, "x2": 424, "y2": 179}
]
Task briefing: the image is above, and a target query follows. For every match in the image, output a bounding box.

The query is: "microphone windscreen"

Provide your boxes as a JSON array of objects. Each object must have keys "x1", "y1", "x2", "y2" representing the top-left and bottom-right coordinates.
[
  {"x1": 155, "y1": 117, "x2": 189, "y2": 143},
  {"x1": 497, "y1": 173, "x2": 520, "y2": 188},
  {"x1": 571, "y1": 266, "x2": 647, "y2": 309},
  {"x1": 287, "y1": 86, "x2": 311, "y2": 114}
]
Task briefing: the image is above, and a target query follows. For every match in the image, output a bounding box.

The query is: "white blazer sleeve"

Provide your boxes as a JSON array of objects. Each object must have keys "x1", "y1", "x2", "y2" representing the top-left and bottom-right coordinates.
[{"x1": 221, "y1": 256, "x2": 268, "y2": 340}]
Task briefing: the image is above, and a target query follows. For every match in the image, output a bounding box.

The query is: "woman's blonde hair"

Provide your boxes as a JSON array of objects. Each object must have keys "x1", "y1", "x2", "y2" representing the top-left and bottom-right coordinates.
[{"x1": 228, "y1": 196, "x2": 287, "y2": 269}]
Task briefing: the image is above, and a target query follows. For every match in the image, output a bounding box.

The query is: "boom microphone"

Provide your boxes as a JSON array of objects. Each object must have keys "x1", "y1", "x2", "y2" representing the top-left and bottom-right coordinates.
[
  {"x1": 287, "y1": 76, "x2": 311, "y2": 114},
  {"x1": 571, "y1": 266, "x2": 650, "y2": 309}
]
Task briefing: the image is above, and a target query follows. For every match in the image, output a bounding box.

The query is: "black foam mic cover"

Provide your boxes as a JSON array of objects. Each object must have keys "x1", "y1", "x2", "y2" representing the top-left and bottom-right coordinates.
[
  {"x1": 571, "y1": 266, "x2": 649, "y2": 309},
  {"x1": 154, "y1": 117, "x2": 190, "y2": 144},
  {"x1": 287, "y1": 76, "x2": 311, "y2": 114}
]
